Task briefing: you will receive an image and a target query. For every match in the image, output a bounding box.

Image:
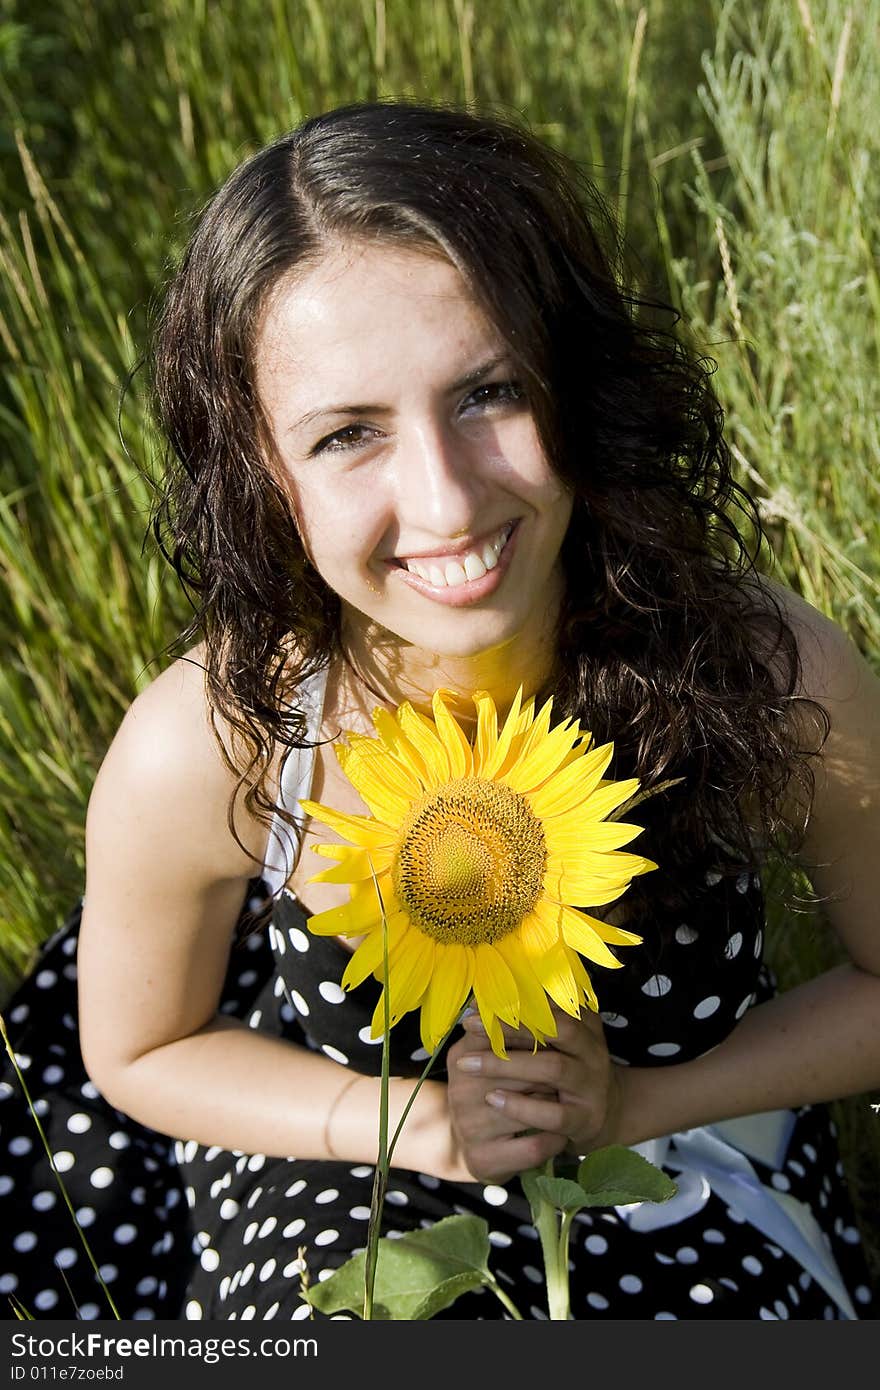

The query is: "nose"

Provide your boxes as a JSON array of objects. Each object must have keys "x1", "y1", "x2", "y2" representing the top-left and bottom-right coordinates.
[{"x1": 394, "y1": 416, "x2": 488, "y2": 536}]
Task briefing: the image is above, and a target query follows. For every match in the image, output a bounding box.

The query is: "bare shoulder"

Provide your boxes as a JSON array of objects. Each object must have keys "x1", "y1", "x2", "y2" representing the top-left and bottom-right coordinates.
[
  {"x1": 742, "y1": 570, "x2": 863, "y2": 702},
  {"x1": 86, "y1": 641, "x2": 273, "y2": 883}
]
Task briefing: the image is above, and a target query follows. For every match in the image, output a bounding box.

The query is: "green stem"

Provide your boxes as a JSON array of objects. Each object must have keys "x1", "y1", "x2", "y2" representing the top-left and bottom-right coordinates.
[
  {"x1": 529, "y1": 1160, "x2": 570, "y2": 1321},
  {"x1": 485, "y1": 1278, "x2": 524, "y2": 1320}
]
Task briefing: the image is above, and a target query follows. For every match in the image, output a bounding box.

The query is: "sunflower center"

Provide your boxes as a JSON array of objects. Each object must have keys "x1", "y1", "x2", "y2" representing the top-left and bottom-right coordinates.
[{"x1": 394, "y1": 777, "x2": 546, "y2": 946}]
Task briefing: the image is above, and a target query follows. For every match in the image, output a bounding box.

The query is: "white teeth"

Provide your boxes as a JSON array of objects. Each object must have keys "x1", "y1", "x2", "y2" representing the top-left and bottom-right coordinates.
[{"x1": 399, "y1": 521, "x2": 513, "y2": 585}]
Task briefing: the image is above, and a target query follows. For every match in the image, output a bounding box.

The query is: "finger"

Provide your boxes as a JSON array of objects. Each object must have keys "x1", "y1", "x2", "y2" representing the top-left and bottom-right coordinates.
[
  {"x1": 454, "y1": 1046, "x2": 570, "y2": 1092},
  {"x1": 461, "y1": 1013, "x2": 552, "y2": 1051},
  {"x1": 483, "y1": 1087, "x2": 572, "y2": 1136},
  {"x1": 465, "y1": 1129, "x2": 569, "y2": 1186}
]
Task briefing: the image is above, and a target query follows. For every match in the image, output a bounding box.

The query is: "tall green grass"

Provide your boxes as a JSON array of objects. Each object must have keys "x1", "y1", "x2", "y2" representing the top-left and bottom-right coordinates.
[{"x1": 1, "y1": 0, "x2": 877, "y2": 1287}]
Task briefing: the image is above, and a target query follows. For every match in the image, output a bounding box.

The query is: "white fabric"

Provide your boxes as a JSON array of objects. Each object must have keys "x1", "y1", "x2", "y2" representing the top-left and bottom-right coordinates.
[{"x1": 261, "y1": 665, "x2": 331, "y2": 898}]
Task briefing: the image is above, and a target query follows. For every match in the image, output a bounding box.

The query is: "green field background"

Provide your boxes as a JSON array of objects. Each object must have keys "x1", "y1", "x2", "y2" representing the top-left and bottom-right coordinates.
[{"x1": 1, "y1": 0, "x2": 877, "y2": 1294}]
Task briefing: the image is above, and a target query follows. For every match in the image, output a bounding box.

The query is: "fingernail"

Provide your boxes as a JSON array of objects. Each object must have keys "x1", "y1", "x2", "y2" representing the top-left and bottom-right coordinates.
[
  {"x1": 456, "y1": 1055, "x2": 482, "y2": 1072},
  {"x1": 485, "y1": 1090, "x2": 506, "y2": 1109}
]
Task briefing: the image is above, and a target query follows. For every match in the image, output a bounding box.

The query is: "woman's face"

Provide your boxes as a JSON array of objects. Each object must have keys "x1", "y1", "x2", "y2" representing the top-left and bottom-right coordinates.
[{"x1": 255, "y1": 239, "x2": 573, "y2": 661}]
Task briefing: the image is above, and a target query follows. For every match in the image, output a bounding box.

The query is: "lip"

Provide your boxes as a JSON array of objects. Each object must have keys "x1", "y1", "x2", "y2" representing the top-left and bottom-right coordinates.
[
  {"x1": 384, "y1": 519, "x2": 520, "y2": 607},
  {"x1": 392, "y1": 521, "x2": 514, "y2": 564}
]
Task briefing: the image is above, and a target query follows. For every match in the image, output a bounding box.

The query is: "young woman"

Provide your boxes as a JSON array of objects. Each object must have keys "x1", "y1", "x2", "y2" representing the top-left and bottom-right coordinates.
[{"x1": 2, "y1": 100, "x2": 878, "y2": 1321}]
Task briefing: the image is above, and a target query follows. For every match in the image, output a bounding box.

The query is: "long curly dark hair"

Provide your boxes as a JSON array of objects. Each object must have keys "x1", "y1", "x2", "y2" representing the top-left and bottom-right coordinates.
[{"x1": 148, "y1": 98, "x2": 829, "y2": 937}]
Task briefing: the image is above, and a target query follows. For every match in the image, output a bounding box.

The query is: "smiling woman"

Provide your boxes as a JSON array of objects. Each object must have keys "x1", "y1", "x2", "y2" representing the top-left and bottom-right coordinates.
[{"x1": 1, "y1": 99, "x2": 878, "y2": 1322}]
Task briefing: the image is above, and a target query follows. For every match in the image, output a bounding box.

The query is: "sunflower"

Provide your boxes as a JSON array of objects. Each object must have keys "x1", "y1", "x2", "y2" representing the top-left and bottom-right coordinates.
[{"x1": 301, "y1": 687, "x2": 656, "y2": 1058}]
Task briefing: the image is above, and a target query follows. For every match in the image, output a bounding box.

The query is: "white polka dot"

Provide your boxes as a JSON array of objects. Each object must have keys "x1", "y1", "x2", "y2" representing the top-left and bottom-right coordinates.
[
  {"x1": 243, "y1": 1222, "x2": 259, "y2": 1245},
  {"x1": 702, "y1": 1228, "x2": 725, "y2": 1244},
  {"x1": 350, "y1": 1165, "x2": 373, "y2": 1178},
  {"x1": 78, "y1": 1304, "x2": 101, "y2": 1320},
  {"x1": 770, "y1": 1173, "x2": 790, "y2": 1191},
  {"x1": 753, "y1": 929, "x2": 763, "y2": 958},
  {"x1": 689, "y1": 1283, "x2": 714, "y2": 1304},
  {"x1": 258, "y1": 1217, "x2": 278, "y2": 1237},
  {"x1": 288, "y1": 927, "x2": 310, "y2": 952},
  {"x1": 719, "y1": 1277, "x2": 739, "y2": 1292},
  {"x1": 200, "y1": 1248, "x2": 220, "y2": 1272},
  {"x1": 742, "y1": 1255, "x2": 763, "y2": 1275},
  {"x1": 268, "y1": 924, "x2": 286, "y2": 956},
  {"x1": 246, "y1": 1153, "x2": 266, "y2": 1172},
  {"x1": 619, "y1": 1274, "x2": 642, "y2": 1294},
  {"x1": 9, "y1": 1003, "x2": 28, "y2": 1023},
  {"x1": 89, "y1": 1166, "x2": 114, "y2": 1190},
  {"x1": 8, "y1": 1136, "x2": 31, "y2": 1156},
  {"x1": 42, "y1": 1065, "x2": 63, "y2": 1084},
  {"x1": 787, "y1": 1160, "x2": 805, "y2": 1178},
  {"x1": 854, "y1": 1285, "x2": 872, "y2": 1305},
  {"x1": 802, "y1": 1143, "x2": 817, "y2": 1163},
  {"x1": 54, "y1": 1248, "x2": 77, "y2": 1269},
  {"x1": 600, "y1": 1012, "x2": 628, "y2": 1028},
  {"x1": 260, "y1": 1258, "x2": 277, "y2": 1282},
  {"x1": 245, "y1": 1187, "x2": 264, "y2": 1210},
  {"x1": 315, "y1": 1229, "x2": 339, "y2": 1246},
  {"x1": 220, "y1": 1200, "x2": 240, "y2": 1220},
  {"x1": 349, "y1": 1206, "x2": 372, "y2": 1221},
  {"x1": 723, "y1": 932, "x2": 743, "y2": 960},
  {"x1": 0, "y1": 1274, "x2": 17, "y2": 1294},
  {"x1": 358, "y1": 1026, "x2": 383, "y2": 1046},
  {"x1": 237, "y1": 969, "x2": 258, "y2": 988},
  {"x1": 585, "y1": 1235, "x2": 608, "y2": 1255},
  {"x1": 321, "y1": 1044, "x2": 350, "y2": 1065},
  {"x1": 239, "y1": 1262, "x2": 255, "y2": 1285},
  {"x1": 285, "y1": 1179, "x2": 307, "y2": 1197},
  {"x1": 291, "y1": 991, "x2": 309, "y2": 1016},
  {"x1": 693, "y1": 995, "x2": 721, "y2": 1020},
  {"x1": 523, "y1": 1265, "x2": 544, "y2": 1284},
  {"x1": 247, "y1": 1010, "x2": 262, "y2": 1029},
  {"x1": 113, "y1": 1223, "x2": 137, "y2": 1245},
  {"x1": 675, "y1": 1246, "x2": 699, "y2": 1264},
  {"x1": 34, "y1": 1290, "x2": 58, "y2": 1311},
  {"x1": 75, "y1": 1207, "x2": 96, "y2": 1228},
  {"x1": 734, "y1": 994, "x2": 753, "y2": 1020},
  {"x1": 774, "y1": 1299, "x2": 790, "y2": 1318},
  {"x1": 136, "y1": 1277, "x2": 158, "y2": 1295},
  {"x1": 655, "y1": 1312, "x2": 677, "y2": 1319},
  {"x1": 282, "y1": 1218, "x2": 306, "y2": 1238},
  {"x1": 654, "y1": 1252, "x2": 674, "y2": 1265},
  {"x1": 488, "y1": 1230, "x2": 513, "y2": 1248},
  {"x1": 587, "y1": 1292, "x2": 609, "y2": 1310},
  {"x1": 418, "y1": 1173, "x2": 440, "y2": 1189},
  {"x1": 759, "y1": 1306, "x2": 778, "y2": 1319},
  {"x1": 641, "y1": 974, "x2": 672, "y2": 998},
  {"x1": 108, "y1": 1131, "x2": 130, "y2": 1151},
  {"x1": 647, "y1": 1042, "x2": 681, "y2": 1057},
  {"x1": 318, "y1": 980, "x2": 346, "y2": 1004},
  {"x1": 185, "y1": 1299, "x2": 203, "y2": 1319},
  {"x1": 291, "y1": 1303, "x2": 312, "y2": 1319},
  {"x1": 32, "y1": 1191, "x2": 56, "y2": 1211},
  {"x1": 842, "y1": 1225, "x2": 860, "y2": 1245},
  {"x1": 482, "y1": 1185, "x2": 509, "y2": 1207},
  {"x1": 36, "y1": 969, "x2": 57, "y2": 988},
  {"x1": 13, "y1": 1232, "x2": 37, "y2": 1253}
]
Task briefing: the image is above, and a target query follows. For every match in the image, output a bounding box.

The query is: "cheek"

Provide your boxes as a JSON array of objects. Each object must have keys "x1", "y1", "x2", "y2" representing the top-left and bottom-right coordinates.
[{"x1": 289, "y1": 479, "x2": 385, "y2": 574}]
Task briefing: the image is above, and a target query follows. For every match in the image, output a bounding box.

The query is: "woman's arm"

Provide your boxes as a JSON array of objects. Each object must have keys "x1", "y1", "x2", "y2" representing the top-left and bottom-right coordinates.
[
  {"x1": 446, "y1": 582, "x2": 880, "y2": 1180},
  {"x1": 76, "y1": 649, "x2": 462, "y2": 1179}
]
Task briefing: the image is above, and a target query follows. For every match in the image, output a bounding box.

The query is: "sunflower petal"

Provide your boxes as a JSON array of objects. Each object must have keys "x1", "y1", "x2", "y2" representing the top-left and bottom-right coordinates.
[
  {"x1": 423, "y1": 945, "x2": 474, "y2": 1048},
  {"x1": 558, "y1": 904, "x2": 626, "y2": 969},
  {"x1": 502, "y1": 717, "x2": 583, "y2": 794},
  {"x1": 371, "y1": 706, "x2": 431, "y2": 786},
  {"x1": 299, "y1": 799, "x2": 395, "y2": 850},
  {"x1": 397, "y1": 703, "x2": 449, "y2": 784},
  {"x1": 306, "y1": 873, "x2": 396, "y2": 936},
  {"x1": 472, "y1": 690, "x2": 498, "y2": 775},
  {"x1": 529, "y1": 941, "x2": 582, "y2": 1017},
  {"x1": 495, "y1": 934, "x2": 557, "y2": 1043},
  {"x1": 581, "y1": 777, "x2": 643, "y2": 822},
  {"x1": 543, "y1": 819, "x2": 646, "y2": 854},
  {"x1": 518, "y1": 898, "x2": 563, "y2": 957},
  {"x1": 340, "y1": 914, "x2": 410, "y2": 990},
  {"x1": 345, "y1": 730, "x2": 423, "y2": 800},
  {"x1": 307, "y1": 845, "x2": 394, "y2": 884},
  {"x1": 473, "y1": 944, "x2": 520, "y2": 1029},
  {"x1": 525, "y1": 742, "x2": 615, "y2": 819},
  {"x1": 369, "y1": 928, "x2": 436, "y2": 1034},
  {"x1": 432, "y1": 689, "x2": 473, "y2": 778},
  {"x1": 479, "y1": 686, "x2": 524, "y2": 780},
  {"x1": 563, "y1": 945, "x2": 599, "y2": 1012},
  {"x1": 336, "y1": 742, "x2": 412, "y2": 825}
]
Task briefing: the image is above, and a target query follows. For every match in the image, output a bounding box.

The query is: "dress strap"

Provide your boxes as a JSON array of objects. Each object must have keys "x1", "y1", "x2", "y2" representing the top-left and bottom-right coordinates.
[{"x1": 261, "y1": 665, "x2": 331, "y2": 897}]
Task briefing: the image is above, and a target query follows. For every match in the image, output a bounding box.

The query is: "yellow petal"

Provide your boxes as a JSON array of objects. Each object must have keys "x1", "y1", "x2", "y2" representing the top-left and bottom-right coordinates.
[
  {"x1": 558, "y1": 904, "x2": 626, "y2": 969},
  {"x1": 370, "y1": 928, "x2": 435, "y2": 1033},
  {"x1": 548, "y1": 848, "x2": 654, "y2": 880},
  {"x1": 299, "y1": 799, "x2": 395, "y2": 850},
  {"x1": 340, "y1": 914, "x2": 410, "y2": 990},
  {"x1": 563, "y1": 945, "x2": 599, "y2": 1012},
  {"x1": 543, "y1": 871, "x2": 633, "y2": 908},
  {"x1": 336, "y1": 742, "x2": 412, "y2": 825},
  {"x1": 371, "y1": 706, "x2": 431, "y2": 786},
  {"x1": 397, "y1": 702, "x2": 449, "y2": 784},
  {"x1": 478, "y1": 686, "x2": 524, "y2": 780},
  {"x1": 345, "y1": 729, "x2": 423, "y2": 801},
  {"x1": 518, "y1": 897, "x2": 563, "y2": 957},
  {"x1": 307, "y1": 845, "x2": 394, "y2": 884},
  {"x1": 502, "y1": 717, "x2": 582, "y2": 794},
  {"x1": 431, "y1": 689, "x2": 473, "y2": 778},
  {"x1": 495, "y1": 934, "x2": 557, "y2": 1043},
  {"x1": 543, "y1": 820, "x2": 646, "y2": 854},
  {"x1": 580, "y1": 777, "x2": 642, "y2": 822},
  {"x1": 306, "y1": 873, "x2": 396, "y2": 936},
  {"x1": 574, "y1": 911, "x2": 643, "y2": 947},
  {"x1": 472, "y1": 690, "x2": 498, "y2": 775},
  {"x1": 525, "y1": 742, "x2": 615, "y2": 819},
  {"x1": 529, "y1": 941, "x2": 582, "y2": 1017},
  {"x1": 423, "y1": 945, "x2": 474, "y2": 1048},
  {"x1": 473, "y1": 943, "x2": 520, "y2": 1028}
]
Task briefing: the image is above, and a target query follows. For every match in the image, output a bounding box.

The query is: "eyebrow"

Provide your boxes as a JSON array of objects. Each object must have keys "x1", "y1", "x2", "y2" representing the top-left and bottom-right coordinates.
[{"x1": 288, "y1": 354, "x2": 512, "y2": 433}]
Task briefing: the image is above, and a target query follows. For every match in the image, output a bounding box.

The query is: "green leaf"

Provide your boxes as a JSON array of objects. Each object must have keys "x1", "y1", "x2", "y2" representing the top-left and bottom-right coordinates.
[
  {"x1": 534, "y1": 1176, "x2": 592, "y2": 1211},
  {"x1": 576, "y1": 1146, "x2": 678, "y2": 1206},
  {"x1": 307, "y1": 1215, "x2": 494, "y2": 1320}
]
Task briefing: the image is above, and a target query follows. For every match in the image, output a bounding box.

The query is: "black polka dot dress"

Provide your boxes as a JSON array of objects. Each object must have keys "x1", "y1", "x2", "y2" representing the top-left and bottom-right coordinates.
[{"x1": 1, "y1": 671, "x2": 876, "y2": 1320}]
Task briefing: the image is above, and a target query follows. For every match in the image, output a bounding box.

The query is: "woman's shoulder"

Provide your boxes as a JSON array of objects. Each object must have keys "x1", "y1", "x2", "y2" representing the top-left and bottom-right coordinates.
[{"x1": 87, "y1": 641, "x2": 274, "y2": 880}]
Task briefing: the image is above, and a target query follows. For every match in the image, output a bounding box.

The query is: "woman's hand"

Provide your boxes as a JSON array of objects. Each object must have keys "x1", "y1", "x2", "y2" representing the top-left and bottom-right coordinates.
[{"x1": 445, "y1": 1006, "x2": 626, "y2": 1185}]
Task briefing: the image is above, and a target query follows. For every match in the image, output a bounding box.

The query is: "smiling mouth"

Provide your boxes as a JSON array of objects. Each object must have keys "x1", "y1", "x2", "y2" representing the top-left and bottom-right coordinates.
[{"x1": 390, "y1": 522, "x2": 516, "y2": 590}]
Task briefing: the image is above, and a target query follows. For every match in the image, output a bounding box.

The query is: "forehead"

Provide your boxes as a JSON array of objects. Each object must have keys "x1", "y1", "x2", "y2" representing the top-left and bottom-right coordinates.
[{"x1": 254, "y1": 239, "x2": 503, "y2": 396}]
